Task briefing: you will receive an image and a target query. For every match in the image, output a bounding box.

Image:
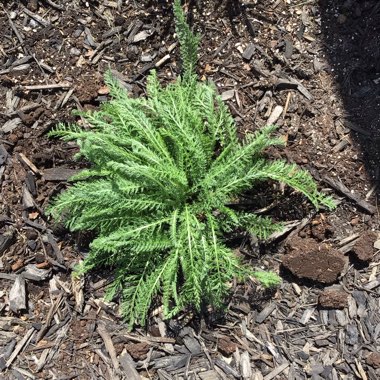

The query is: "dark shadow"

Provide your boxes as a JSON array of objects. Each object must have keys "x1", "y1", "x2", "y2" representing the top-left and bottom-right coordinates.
[{"x1": 319, "y1": 1, "x2": 380, "y2": 199}]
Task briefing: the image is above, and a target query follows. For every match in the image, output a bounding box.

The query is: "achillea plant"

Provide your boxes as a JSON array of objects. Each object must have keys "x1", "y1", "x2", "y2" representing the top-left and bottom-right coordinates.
[{"x1": 48, "y1": 0, "x2": 335, "y2": 327}]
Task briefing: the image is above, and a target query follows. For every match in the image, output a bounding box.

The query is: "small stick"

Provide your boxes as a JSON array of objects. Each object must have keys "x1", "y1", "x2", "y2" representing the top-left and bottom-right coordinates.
[
  {"x1": 323, "y1": 175, "x2": 377, "y2": 214},
  {"x1": 155, "y1": 54, "x2": 171, "y2": 68},
  {"x1": 45, "y1": 0, "x2": 65, "y2": 10},
  {"x1": 18, "y1": 153, "x2": 42, "y2": 176},
  {"x1": 282, "y1": 91, "x2": 292, "y2": 118},
  {"x1": 8, "y1": 17, "x2": 24, "y2": 44},
  {"x1": 22, "y1": 7, "x2": 50, "y2": 27},
  {"x1": 21, "y1": 83, "x2": 72, "y2": 91}
]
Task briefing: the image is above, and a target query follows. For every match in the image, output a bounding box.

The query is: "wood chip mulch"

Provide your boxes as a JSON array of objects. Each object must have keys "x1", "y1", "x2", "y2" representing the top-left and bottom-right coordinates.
[{"x1": 0, "y1": 0, "x2": 379, "y2": 379}]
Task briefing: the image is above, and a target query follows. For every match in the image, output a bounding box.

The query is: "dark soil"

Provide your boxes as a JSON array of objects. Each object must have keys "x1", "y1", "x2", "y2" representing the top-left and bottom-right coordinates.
[
  {"x1": 282, "y1": 237, "x2": 348, "y2": 284},
  {"x1": 1, "y1": 1, "x2": 379, "y2": 379}
]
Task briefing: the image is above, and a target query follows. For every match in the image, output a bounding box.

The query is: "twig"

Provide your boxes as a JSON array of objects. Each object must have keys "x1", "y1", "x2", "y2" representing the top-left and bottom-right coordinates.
[
  {"x1": 45, "y1": 0, "x2": 65, "y2": 10},
  {"x1": 18, "y1": 153, "x2": 42, "y2": 176},
  {"x1": 323, "y1": 175, "x2": 377, "y2": 214},
  {"x1": 22, "y1": 7, "x2": 50, "y2": 27},
  {"x1": 21, "y1": 83, "x2": 72, "y2": 91},
  {"x1": 122, "y1": 332, "x2": 175, "y2": 344}
]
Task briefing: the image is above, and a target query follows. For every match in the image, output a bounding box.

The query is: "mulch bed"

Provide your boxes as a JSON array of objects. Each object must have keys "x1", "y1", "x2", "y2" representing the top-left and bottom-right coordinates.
[{"x1": 0, "y1": 0, "x2": 379, "y2": 379}]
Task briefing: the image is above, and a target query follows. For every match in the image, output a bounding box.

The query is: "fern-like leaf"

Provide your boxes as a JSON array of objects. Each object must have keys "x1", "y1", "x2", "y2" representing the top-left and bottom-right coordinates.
[{"x1": 47, "y1": 0, "x2": 335, "y2": 328}]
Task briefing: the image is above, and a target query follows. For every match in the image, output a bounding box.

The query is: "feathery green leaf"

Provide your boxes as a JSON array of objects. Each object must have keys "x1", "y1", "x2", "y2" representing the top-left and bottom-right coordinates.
[{"x1": 48, "y1": 0, "x2": 335, "y2": 328}]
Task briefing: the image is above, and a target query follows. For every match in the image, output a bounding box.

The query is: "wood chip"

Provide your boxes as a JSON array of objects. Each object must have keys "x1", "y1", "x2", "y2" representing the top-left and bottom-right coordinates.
[
  {"x1": 72, "y1": 275, "x2": 85, "y2": 312},
  {"x1": 0, "y1": 144, "x2": 9, "y2": 165},
  {"x1": 155, "y1": 54, "x2": 171, "y2": 68},
  {"x1": 221, "y1": 89, "x2": 235, "y2": 101},
  {"x1": 9, "y1": 275, "x2": 27, "y2": 312},
  {"x1": 299, "y1": 308, "x2": 315, "y2": 325},
  {"x1": 97, "y1": 321, "x2": 120, "y2": 371},
  {"x1": 242, "y1": 44, "x2": 256, "y2": 60},
  {"x1": 267, "y1": 105, "x2": 284, "y2": 125},
  {"x1": 1, "y1": 118, "x2": 22, "y2": 133},
  {"x1": 119, "y1": 350, "x2": 141, "y2": 380},
  {"x1": 0, "y1": 228, "x2": 15, "y2": 255},
  {"x1": 133, "y1": 30, "x2": 153, "y2": 43},
  {"x1": 45, "y1": 232, "x2": 65, "y2": 264},
  {"x1": 24, "y1": 264, "x2": 51, "y2": 282},
  {"x1": 42, "y1": 167, "x2": 79, "y2": 181},
  {"x1": 5, "y1": 327, "x2": 35, "y2": 368},
  {"x1": 199, "y1": 370, "x2": 222, "y2": 380},
  {"x1": 263, "y1": 362, "x2": 290, "y2": 380},
  {"x1": 240, "y1": 351, "x2": 252, "y2": 379},
  {"x1": 21, "y1": 83, "x2": 72, "y2": 91},
  {"x1": 214, "y1": 358, "x2": 240, "y2": 378},
  {"x1": 256, "y1": 303, "x2": 276, "y2": 323},
  {"x1": 22, "y1": 185, "x2": 35, "y2": 210}
]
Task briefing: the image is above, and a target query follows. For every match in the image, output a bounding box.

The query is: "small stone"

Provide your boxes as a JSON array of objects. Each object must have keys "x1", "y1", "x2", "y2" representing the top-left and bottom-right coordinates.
[
  {"x1": 97, "y1": 86, "x2": 110, "y2": 95},
  {"x1": 319, "y1": 289, "x2": 348, "y2": 309},
  {"x1": 25, "y1": 228, "x2": 38, "y2": 240},
  {"x1": 70, "y1": 47, "x2": 81, "y2": 56},
  {"x1": 351, "y1": 231, "x2": 378, "y2": 263},
  {"x1": 366, "y1": 352, "x2": 380, "y2": 368},
  {"x1": 218, "y1": 337, "x2": 237, "y2": 356},
  {"x1": 8, "y1": 134, "x2": 19, "y2": 144},
  {"x1": 29, "y1": 19, "x2": 38, "y2": 28},
  {"x1": 72, "y1": 29, "x2": 83, "y2": 38}
]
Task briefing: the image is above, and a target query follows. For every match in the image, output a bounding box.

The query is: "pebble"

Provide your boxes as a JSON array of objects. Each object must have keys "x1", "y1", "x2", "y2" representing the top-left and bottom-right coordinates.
[{"x1": 70, "y1": 47, "x2": 81, "y2": 56}]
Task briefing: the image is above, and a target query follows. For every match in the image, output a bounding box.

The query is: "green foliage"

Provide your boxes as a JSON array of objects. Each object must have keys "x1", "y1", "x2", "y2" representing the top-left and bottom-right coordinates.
[{"x1": 47, "y1": 0, "x2": 335, "y2": 327}]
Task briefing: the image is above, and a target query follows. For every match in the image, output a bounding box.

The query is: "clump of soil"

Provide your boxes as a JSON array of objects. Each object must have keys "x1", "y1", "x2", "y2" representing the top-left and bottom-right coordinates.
[
  {"x1": 282, "y1": 236, "x2": 347, "y2": 284},
  {"x1": 366, "y1": 352, "x2": 380, "y2": 369},
  {"x1": 318, "y1": 288, "x2": 348, "y2": 309},
  {"x1": 350, "y1": 231, "x2": 378, "y2": 263}
]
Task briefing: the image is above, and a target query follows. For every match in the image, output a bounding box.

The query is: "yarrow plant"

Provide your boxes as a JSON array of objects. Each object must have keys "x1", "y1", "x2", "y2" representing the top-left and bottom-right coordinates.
[{"x1": 48, "y1": 0, "x2": 335, "y2": 327}]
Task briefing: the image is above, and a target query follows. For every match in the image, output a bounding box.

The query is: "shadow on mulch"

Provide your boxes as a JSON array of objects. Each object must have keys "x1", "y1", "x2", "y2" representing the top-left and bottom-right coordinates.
[
  {"x1": 319, "y1": 0, "x2": 380, "y2": 198},
  {"x1": 279, "y1": 264, "x2": 326, "y2": 289}
]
